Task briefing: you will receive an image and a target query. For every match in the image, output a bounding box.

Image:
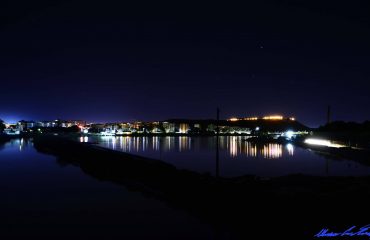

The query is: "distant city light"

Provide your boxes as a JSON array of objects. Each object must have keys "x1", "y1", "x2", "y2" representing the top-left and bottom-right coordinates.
[
  {"x1": 243, "y1": 117, "x2": 258, "y2": 121},
  {"x1": 227, "y1": 115, "x2": 296, "y2": 122},
  {"x1": 1, "y1": 116, "x2": 303, "y2": 137},
  {"x1": 262, "y1": 115, "x2": 284, "y2": 120},
  {"x1": 304, "y1": 138, "x2": 345, "y2": 148},
  {"x1": 228, "y1": 117, "x2": 239, "y2": 122},
  {"x1": 285, "y1": 130, "x2": 294, "y2": 139}
]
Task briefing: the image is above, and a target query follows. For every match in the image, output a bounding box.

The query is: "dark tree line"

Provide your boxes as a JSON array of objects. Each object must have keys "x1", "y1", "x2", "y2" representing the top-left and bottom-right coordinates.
[
  {"x1": 0, "y1": 119, "x2": 5, "y2": 132},
  {"x1": 318, "y1": 121, "x2": 370, "y2": 132}
]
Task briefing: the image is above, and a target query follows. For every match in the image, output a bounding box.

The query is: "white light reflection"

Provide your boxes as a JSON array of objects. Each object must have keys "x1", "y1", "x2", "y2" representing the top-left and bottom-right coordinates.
[
  {"x1": 179, "y1": 136, "x2": 191, "y2": 152},
  {"x1": 19, "y1": 138, "x2": 24, "y2": 151},
  {"x1": 286, "y1": 143, "x2": 294, "y2": 156},
  {"x1": 229, "y1": 136, "x2": 238, "y2": 157},
  {"x1": 79, "y1": 136, "x2": 89, "y2": 143}
]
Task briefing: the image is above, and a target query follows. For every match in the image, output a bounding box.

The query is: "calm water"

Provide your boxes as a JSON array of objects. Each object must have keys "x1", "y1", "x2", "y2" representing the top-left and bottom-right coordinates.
[
  {"x1": 81, "y1": 136, "x2": 370, "y2": 177},
  {"x1": 0, "y1": 138, "x2": 228, "y2": 240}
]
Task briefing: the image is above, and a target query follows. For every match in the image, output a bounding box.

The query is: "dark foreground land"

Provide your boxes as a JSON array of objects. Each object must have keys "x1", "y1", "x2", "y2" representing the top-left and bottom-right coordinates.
[{"x1": 32, "y1": 135, "x2": 370, "y2": 239}]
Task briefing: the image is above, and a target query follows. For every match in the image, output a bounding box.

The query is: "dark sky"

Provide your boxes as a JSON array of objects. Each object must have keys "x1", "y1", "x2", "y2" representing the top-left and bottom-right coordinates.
[{"x1": 1, "y1": 0, "x2": 370, "y2": 126}]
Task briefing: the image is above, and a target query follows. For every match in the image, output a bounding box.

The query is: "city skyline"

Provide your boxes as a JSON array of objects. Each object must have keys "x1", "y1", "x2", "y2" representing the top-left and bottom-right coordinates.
[
  {"x1": 1, "y1": 114, "x2": 298, "y2": 124},
  {"x1": 0, "y1": 110, "x2": 367, "y2": 127}
]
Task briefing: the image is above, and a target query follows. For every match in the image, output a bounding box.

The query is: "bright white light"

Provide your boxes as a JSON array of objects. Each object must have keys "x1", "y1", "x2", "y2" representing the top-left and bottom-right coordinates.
[
  {"x1": 304, "y1": 138, "x2": 345, "y2": 148},
  {"x1": 83, "y1": 129, "x2": 89, "y2": 134},
  {"x1": 255, "y1": 127, "x2": 260, "y2": 131},
  {"x1": 285, "y1": 130, "x2": 294, "y2": 139}
]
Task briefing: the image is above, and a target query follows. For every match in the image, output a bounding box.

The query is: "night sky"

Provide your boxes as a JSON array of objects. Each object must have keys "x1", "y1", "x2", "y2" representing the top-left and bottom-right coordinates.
[{"x1": 1, "y1": 0, "x2": 370, "y2": 126}]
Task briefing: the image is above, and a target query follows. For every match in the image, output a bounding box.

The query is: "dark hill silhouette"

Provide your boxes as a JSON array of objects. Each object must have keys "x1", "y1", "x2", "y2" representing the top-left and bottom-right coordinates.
[{"x1": 166, "y1": 119, "x2": 310, "y2": 132}]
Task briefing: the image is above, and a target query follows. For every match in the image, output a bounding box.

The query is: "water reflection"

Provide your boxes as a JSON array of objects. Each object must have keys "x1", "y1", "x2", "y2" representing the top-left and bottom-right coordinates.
[
  {"x1": 0, "y1": 138, "x2": 32, "y2": 152},
  {"x1": 91, "y1": 136, "x2": 294, "y2": 159},
  {"x1": 81, "y1": 136, "x2": 370, "y2": 177},
  {"x1": 225, "y1": 137, "x2": 283, "y2": 159},
  {"x1": 286, "y1": 143, "x2": 294, "y2": 156},
  {"x1": 0, "y1": 138, "x2": 221, "y2": 240},
  {"x1": 262, "y1": 144, "x2": 283, "y2": 159},
  {"x1": 227, "y1": 138, "x2": 258, "y2": 158},
  {"x1": 179, "y1": 136, "x2": 191, "y2": 152},
  {"x1": 19, "y1": 138, "x2": 24, "y2": 151},
  {"x1": 80, "y1": 136, "x2": 89, "y2": 143}
]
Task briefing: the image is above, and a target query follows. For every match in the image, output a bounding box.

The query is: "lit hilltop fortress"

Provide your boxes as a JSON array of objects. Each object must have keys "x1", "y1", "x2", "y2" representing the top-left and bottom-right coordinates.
[{"x1": 228, "y1": 115, "x2": 296, "y2": 122}]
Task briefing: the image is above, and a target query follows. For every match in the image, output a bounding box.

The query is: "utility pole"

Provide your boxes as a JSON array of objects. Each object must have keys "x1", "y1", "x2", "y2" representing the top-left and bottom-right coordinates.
[
  {"x1": 216, "y1": 107, "x2": 220, "y2": 179},
  {"x1": 327, "y1": 105, "x2": 331, "y2": 125}
]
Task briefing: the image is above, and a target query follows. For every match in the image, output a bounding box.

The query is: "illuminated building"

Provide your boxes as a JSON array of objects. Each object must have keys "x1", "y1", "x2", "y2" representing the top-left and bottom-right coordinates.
[
  {"x1": 228, "y1": 117, "x2": 240, "y2": 122},
  {"x1": 262, "y1": 115, "x2": 284, "y2": 120},
  {"x1": 221, "y1": 126, "x2": 251, "y2": 134},
  {"x1": 163, "y1": 122, "x2": 175, "y2": 133},
  {"x1": 3, "y1": 128, "x2": 20, "y2": 135},
  {"x1": 227, "y1": 115, "x2": 296, "y2": 121},
  {"x1": 131, "y1": 121, "x2": 145, "y2": 131},
  {"x1": 178, "y1": 123, "x2": 190, "y2": 134},
  {"x1": 33, "y1": 120, "x2": 86, "y2": 128},
  {"x1": 17, "y1": 121, "x2": 36, "y2": 131},
  {"x1": 151, "y1": 127, "x2": 163, "y2": 133},
  {"x1": 243, "y1": 117, "x2": 258, "y2": 121},
  {"x1": 206, "y1": 124, "x2": 216, "y2": 132}
]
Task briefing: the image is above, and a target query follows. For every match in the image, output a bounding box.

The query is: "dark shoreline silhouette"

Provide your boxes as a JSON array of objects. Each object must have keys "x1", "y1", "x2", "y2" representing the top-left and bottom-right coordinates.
[
  {"x1": 315, "y1": 121, "x2": 370, "y2": 149},
  {"x1": 31, "y1": 135, "x2": 370, "y2": 239}
]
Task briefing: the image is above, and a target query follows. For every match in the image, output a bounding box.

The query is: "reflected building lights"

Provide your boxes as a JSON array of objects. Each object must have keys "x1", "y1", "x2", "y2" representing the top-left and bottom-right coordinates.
[
  {"x1": 79, "y1": 136, "x2": 89, "y2": 143},
  {"x1": 244, "y1": 142, "x2": 257, "y2": 157},
  {"x1": 19, "y1": 138, "x2": 24, "y2": 151},
  {"x1": 229, "y1": 136, "x2": 238, "y2": 157},
  {"x1": 227, "y1": 137, "x2": 284, "y2": 158},
  {"x1": 97, "y1": 136, "x2": 293, "y2": 160},
  {"x1": 166, "y1": 137, "x2": 172, "y2": 152},
  {"x1": 153, "y1": 137, "x2": 159, "y2": 151},
  {"x1": 261, "y1": 144, "x2": 283, "y2": 159},
  {"x1": 142, "y1": 137, "x2": 146, "y2": 151},
  {"x1": 179, "y1": 136, "x2": 191, "y2": 152},
  {"x1": 286, "y1": 143, "x2": 294, "y2": 156},
  {"x1": 112, "y1": 137, "x2": 117, "y2": 150}
]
